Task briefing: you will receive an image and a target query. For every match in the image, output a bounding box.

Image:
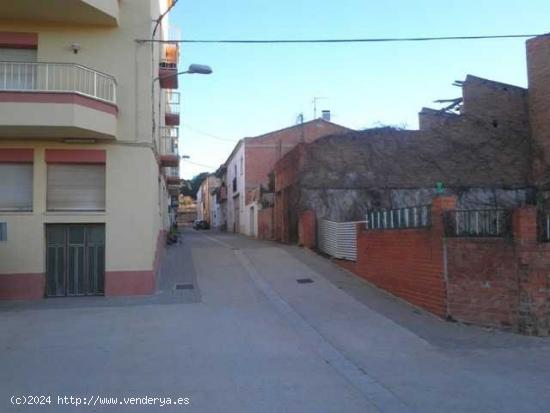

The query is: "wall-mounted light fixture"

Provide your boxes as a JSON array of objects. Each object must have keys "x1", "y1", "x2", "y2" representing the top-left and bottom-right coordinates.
[{"x1": 70, "y1": 43, "x2": 81, "y2": 54}]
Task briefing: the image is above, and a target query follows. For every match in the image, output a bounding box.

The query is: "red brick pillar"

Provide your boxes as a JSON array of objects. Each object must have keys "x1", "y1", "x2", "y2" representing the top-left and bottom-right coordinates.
[
  {"x1": 298, "y1": 210, "x2": 316, "y2": 249},
  {"x1": 355, "y1": 222, "x2": 368, "y2": 277},
  {"x1": 514, "y1": 206, "x2": 549, "y2": 336},
  {"x1": 513, "y1": 206, "x2": 538, "y2": 245},
  {"x1": 431, "y1": 196, "x2": 458, "y2": 237}
]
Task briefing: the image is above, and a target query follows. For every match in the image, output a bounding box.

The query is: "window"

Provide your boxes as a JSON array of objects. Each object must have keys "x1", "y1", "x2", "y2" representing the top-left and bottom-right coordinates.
[
  {"x1": 234, "y1": 164, "x2": 237, "y2": 178},
  {"x1": 0, "y1": 222, "x2": 6, "y2": 241},
  {"x1": 0, "y1": 48, "x2": 37, "y2": 90},
  {"x1": 0, "y1": 163, "x2": 33, "y2": 211},
  {"x1": 240, "y1": 156, "x2": 243, "y2": 176},
  {"x1": 47, "y1": 164, "x2": 106, "y2": 211}
]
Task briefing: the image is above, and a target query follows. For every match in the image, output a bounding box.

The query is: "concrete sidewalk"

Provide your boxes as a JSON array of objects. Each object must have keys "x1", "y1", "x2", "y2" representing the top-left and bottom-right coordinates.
[{"x1": 1, "y1": 229, "x2": 549, "y2": 412}]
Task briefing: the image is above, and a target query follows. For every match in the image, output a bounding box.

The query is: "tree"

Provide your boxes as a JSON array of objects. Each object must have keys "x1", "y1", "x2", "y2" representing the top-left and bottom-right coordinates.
[{"x1": 180, "y1": 172, "x2": 210, "y2": 199}]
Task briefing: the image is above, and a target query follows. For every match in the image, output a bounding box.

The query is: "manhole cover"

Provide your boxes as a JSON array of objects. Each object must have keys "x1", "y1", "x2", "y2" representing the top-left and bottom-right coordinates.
[
  {"x1": 296, "y1": 278, "x2": 314, "y2": 284},
  {"x1": 175, "y1": 284, "x2": 194, "y2": 290}
]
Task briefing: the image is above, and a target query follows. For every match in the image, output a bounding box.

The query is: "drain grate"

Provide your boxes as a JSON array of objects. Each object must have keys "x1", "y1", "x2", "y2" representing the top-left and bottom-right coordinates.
[
  {"x1": 175, "y1": 283, "x2": 194, "y2": 290},
  {"x1": 296, "y1": 278, "x2": 314, "y2": 284}
]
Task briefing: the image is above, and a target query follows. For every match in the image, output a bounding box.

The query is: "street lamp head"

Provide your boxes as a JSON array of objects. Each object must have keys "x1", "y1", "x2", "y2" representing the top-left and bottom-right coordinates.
[
  {"x1": 187, "y1": 64, "x2": 212, "y2": 75},
  {"x1": 181, "y1": 155, "x2": 191, "y2": 159}
]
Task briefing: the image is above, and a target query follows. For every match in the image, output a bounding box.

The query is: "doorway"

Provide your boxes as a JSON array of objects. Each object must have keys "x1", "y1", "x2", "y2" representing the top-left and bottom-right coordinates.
[
  {"x1": 46, "y1": 224, "x2": 105, "y2": 297},
  {"x1": 233, "y1": 195, "x2": 240, "y2": 233}
]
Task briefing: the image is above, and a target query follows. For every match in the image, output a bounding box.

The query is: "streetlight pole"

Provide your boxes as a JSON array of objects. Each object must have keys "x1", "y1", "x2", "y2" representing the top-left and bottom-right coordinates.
[
  {"x1": 153, "y1": 64, "x2": 213, "y2": 83},
  {"x1": 151, "y1": 63, "x2": 212, "y2": 152}
]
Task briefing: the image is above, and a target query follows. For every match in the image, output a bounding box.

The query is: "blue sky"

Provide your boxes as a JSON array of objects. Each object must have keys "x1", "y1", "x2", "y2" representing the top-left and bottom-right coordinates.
[{"x1": 170, "y1": 1, "x2": 550, "y2": 178}]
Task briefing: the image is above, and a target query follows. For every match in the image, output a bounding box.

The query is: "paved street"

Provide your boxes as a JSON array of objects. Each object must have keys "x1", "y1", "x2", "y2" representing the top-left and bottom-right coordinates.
[{"x1": 2, "y1": 229, "x2": 550, "y2": 413}]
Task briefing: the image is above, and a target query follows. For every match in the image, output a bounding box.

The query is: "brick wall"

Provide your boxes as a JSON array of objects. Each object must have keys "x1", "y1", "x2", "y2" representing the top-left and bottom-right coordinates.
[
  {"x1": 446, "y1": 206, "x2": 550, "y2": 335},
  {"x1": 527, "y1": 35, "x2": 550, "y2": 187},
  {"x1": 257, "y1": 207, "x2": 274, "y2": 240},
  {"x1": 446, "y1": 238, "x2": 519, "y2": 328},
  {"x1": 513, "y1": 207, "x2": 550, "y2": 335},
  {"x1": 274, "y1": 143, "x2": 305, "y2": 192},
  {"x1": 340, "y1": 196, "x2": 550, "y2": 335},
  {"x1": 461, "y1": 75, "x2": 529, "y2": 129},
  {"x1": 246, "y1": 119, "x2": 350, "y2": 193},
  {"x1": 298, "y1": 210, "x2": 316, "y2": 248},
  {"x1": 350, "y1": 197, "x2": 455, "y2": 317}
]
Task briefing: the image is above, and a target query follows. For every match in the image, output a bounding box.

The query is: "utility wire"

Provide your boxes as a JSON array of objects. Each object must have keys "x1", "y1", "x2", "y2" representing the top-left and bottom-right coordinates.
[
  {"x1": 181, "y1": 124, "x2": 238, "y2": 143},
  {"x1": 181, "y1": 159, "x2": 219, "y2": 169},
  {"x1": 137, "y1": 33, "x2": 543, "y2": 44}
]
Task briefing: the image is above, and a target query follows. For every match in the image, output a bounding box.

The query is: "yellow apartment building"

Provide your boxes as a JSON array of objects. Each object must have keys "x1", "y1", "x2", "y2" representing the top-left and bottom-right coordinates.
[{"x1": 0, "y1": 0, "x2": 182, "y2": 299}]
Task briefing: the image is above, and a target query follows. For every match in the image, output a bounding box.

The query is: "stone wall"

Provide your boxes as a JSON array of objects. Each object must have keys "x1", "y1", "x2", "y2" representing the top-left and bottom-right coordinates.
[{"x1": 298, "y1": 187, "x2": 534, "y2": 222}]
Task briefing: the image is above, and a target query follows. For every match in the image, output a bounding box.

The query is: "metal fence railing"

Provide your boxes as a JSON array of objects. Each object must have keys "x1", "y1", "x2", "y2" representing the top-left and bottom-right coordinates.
[
  {"x1": 444, "y1": 209, "x2": 513, "y2": 238},
  {"x1": 159, "y1": 127, "x2": 179, "y2": 157},
  {"x1": 165, "y1": 91, "x2": 180, "y2": 115},
  {"x1": 166, "y1": 166, "x2": 179, "y2": 178},
  {"x1": 539, "y1": 211, "x2": 550, "y2": 242},
  {"x1": 366, "y1": 205, "x2": 431, "y2": 230},
  {"x1": 0, "y1": 61, "x2": 116, "y2": 103},
  {"x1": 318, "y1": 220, "x2": 364, "y2": 261}
]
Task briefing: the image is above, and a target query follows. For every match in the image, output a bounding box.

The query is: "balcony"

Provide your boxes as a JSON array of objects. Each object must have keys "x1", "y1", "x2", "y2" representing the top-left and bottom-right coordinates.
[
  {"x1": 0, "y1": 0, "x2": 119, "y2": 26},
  {"x1": 0, "y1": 62, "x2": 117, "y2": 139},
  {"x1": 159, "y1": 127, "x2": 179, "y2": 168},
  {"x1": 165, "y1": 166, "x2": 181, "y2": 185},
  {"x1": 165, "y1": 91, "x2": 180, "y2": 126},
  {"x1": 165, "y1": 166, "x2": 181, "y2": 195},
  {"x1": 159, "y1": 43, "x2": 179, "y2": 89}
]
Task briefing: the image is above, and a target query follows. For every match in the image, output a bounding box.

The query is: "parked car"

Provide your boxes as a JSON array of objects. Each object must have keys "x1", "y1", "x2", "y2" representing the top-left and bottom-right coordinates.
[{"x1": 193, "y1": 220, "x2": 210, "y2": 230}]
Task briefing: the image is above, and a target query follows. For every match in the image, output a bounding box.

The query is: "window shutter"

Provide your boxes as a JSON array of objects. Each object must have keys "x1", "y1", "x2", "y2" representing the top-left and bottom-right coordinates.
[
  {"x1": 0, "y1": 48, "x2": 37, "y2": 90},
  {"x1": 0, "y1": 48, "x2": 37, "y2": 62},
  {"x1": 0, "y1": 164, "x2": 33, "y2": 211},
  {"x1": 47, "y1": 164, "x2": 105, "y2": 211}
]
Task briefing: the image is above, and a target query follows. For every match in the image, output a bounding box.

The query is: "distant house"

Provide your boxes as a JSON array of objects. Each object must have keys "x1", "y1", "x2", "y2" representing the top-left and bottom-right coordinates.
[
  {"x1": 222, "y1": 118, "x2": 352, "y2": 236},
  {"x1": 273, "y1": 73, "x2": 535, "y2": 243},
  {"x1": 196, "y1": 174, "x2": 220, "y2": 225}
]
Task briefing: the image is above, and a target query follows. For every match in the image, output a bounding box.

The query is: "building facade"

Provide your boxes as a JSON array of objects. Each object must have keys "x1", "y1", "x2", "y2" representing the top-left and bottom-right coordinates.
[
  {"x1": 195, "y1": 174, "x2": 220, "y2": 225},
  {"x1": 0, "y1": 1, "x2": 182, "y2": 299},
  {"x1": 223, "y1": 119, "x2": 351, "y2": 237}
]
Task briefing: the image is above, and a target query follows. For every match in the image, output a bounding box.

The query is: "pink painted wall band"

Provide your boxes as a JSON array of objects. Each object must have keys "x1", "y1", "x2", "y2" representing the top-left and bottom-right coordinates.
[
  {"x1": 0, "y1": 32, "x2": 38, "y2": 49},
  {"x1": 0, "y1": 92, "x2": 118, "y2": 115},
  {"x1": 45, "y1": 149, "x2": 106, "y2": 164},
  {"x1": 0, "y1": 148, "x2": 34, "y2": 163}
]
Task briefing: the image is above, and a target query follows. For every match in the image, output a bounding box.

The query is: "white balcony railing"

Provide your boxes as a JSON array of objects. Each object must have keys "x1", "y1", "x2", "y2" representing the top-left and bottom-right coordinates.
[
  {"x1": 166, "y1": 166, "x2": 180, "y2": 178},
  {"x1": 165, "y1": 91, "x2": 180, "y2": 115},
  {"x1": 0, "y1": 62, "x2": 116, "y2": 104},
  {"x1": 159, "y1": 127, "x2": 179, "y2": 156}
]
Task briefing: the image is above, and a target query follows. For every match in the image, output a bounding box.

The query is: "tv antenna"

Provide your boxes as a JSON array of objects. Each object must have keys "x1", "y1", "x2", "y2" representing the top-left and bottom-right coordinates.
[{"x1": 312, "y1": 96, "x2": 328, "y2": 119}]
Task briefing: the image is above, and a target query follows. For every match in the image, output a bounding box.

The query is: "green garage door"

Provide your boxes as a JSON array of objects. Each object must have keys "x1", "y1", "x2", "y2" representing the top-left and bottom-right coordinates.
[{"x1": 46, "y1": 224, "x2": 105, "y2": 297}]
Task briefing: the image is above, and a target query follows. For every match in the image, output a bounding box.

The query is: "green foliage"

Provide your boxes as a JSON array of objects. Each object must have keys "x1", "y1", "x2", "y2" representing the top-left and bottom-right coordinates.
[{"x1": 180, "y1": 172, "x2": 210, "y2": 199}]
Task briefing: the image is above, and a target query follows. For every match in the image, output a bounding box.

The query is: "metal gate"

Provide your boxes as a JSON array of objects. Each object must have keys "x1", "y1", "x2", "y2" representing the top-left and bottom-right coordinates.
[
  {"x1": 46, "y1": 224, "x2": 105, "y2": 297},
  {"x1": 317, "y1": 220, "x2": 364, "y2": 261}
]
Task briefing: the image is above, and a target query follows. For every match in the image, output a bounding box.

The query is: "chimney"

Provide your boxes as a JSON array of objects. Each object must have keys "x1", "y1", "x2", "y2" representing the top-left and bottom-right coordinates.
[
  {"x1": 321, "y1": 110, "x2": 331, "y2": 121},
  {"x1": 527, "y1": 34, "x2": 550, "y2": 187}
]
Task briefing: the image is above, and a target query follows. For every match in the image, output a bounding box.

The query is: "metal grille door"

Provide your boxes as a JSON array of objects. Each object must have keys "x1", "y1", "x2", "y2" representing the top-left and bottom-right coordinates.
[{"x1": 46, "y1": 224, "x2": 105, "y2": 297}]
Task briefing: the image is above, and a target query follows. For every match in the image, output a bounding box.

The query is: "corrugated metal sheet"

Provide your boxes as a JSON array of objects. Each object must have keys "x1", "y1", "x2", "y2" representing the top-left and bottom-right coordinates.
[{"x1": 317, "y1": 220, "x2": 364, "y2": 261}]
